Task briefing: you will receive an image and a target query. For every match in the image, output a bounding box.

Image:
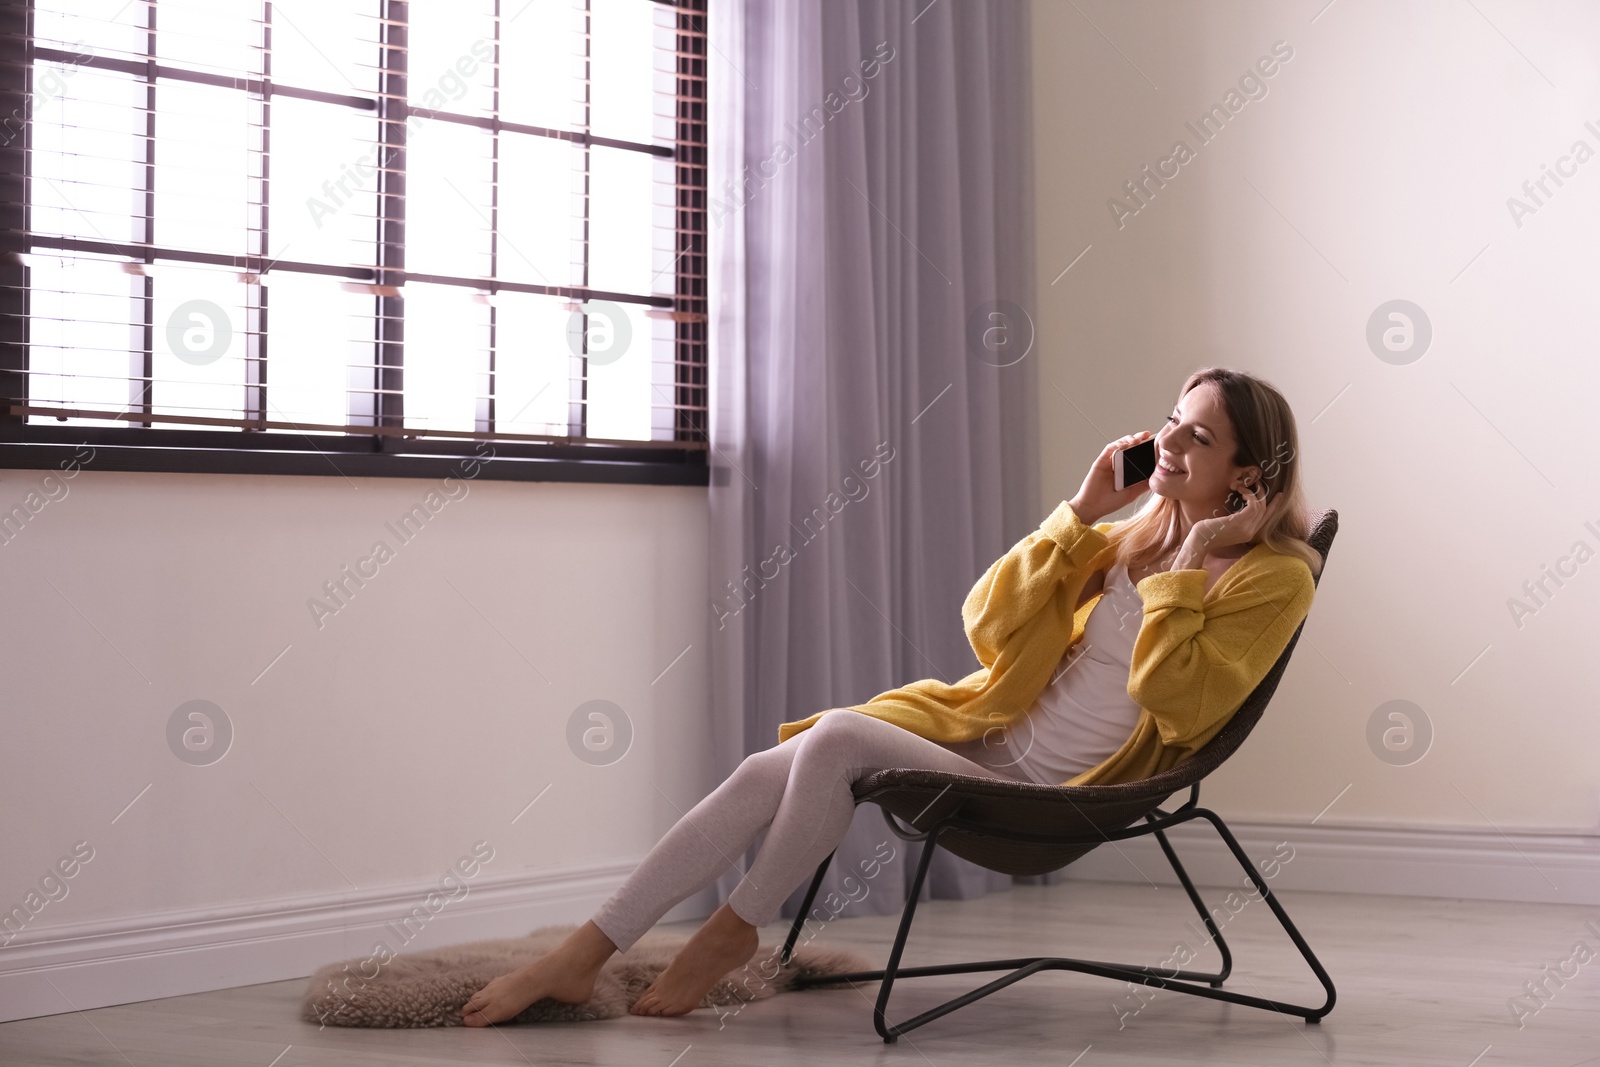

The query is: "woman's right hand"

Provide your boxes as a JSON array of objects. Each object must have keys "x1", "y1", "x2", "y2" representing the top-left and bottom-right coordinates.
[{"x1": 1068, "y1": 429, "x2": 1156, "y2": 525}]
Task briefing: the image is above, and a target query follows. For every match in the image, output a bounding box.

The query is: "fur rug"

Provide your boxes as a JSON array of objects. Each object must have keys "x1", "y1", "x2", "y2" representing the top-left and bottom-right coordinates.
[{"x1": 300, "y1": 924, "x2": 873, "y2": 1028}]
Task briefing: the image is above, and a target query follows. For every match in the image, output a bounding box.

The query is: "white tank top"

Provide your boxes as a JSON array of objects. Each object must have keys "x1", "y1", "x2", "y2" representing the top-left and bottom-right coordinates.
[{"x1": 996, "y1": 561, "x2": 1146, "y2": 785}]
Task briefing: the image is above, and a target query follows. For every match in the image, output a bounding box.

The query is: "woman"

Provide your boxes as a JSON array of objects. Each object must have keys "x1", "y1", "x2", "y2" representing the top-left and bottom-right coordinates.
[{"x1": 461, "y1": 367, "x2": 1322, "y2": 1025}]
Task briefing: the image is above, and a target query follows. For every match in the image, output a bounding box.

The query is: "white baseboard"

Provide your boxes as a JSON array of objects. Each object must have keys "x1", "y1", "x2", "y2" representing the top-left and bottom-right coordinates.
[
  {"x1": 7, "y1": 821, "x2": 1599, "y2": 1024},
  {"x1": 1059, "y1": 817, "x2": 1600, "y2": 907},
  {"x1": 0, "y1": 858, "x2": 717, "y2": 1024}
]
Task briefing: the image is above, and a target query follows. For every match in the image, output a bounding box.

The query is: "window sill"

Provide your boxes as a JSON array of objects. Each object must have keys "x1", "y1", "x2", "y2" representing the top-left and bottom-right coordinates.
[{"x1": 0, "y1": 426, "x2": 708, "y2": 487}]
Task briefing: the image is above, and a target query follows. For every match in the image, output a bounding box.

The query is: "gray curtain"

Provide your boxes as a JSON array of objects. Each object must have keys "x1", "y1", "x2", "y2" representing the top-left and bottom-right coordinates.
[{"x1": 706, "y1": 0, "x2": 1039, "y2": 922}]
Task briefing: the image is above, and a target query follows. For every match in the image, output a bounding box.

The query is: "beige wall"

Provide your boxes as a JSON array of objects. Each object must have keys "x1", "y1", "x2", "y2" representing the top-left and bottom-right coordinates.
[
  {"x1": 1032, "y1": 0, "x2": 1600, "y2": 831},
  {"x1": 0, "y1": 469, "x2": 713, "y2": 939}
]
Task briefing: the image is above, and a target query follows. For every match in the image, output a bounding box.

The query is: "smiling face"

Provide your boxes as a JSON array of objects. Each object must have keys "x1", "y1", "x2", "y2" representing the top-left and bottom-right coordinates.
[{"x1": 1150, "y1": 381, "x2": 1263, "y2": 525}]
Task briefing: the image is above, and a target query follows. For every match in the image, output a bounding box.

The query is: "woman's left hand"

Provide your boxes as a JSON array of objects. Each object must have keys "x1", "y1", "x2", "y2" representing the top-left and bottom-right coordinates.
[{"x1": 1188, "y1": 481, "x2": 1284, "y2": 555}]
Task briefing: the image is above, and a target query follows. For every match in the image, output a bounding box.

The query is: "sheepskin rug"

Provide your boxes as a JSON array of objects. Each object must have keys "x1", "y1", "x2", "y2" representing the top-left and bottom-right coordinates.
[{"x1": 301, "y1": 923, "x2": 874, "y2": 1028}]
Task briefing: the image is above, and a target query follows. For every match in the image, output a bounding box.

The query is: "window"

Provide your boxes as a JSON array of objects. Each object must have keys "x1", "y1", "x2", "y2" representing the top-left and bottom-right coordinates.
[{"x1": 0, "y1": 0, "x2": 708, "y2": 484}]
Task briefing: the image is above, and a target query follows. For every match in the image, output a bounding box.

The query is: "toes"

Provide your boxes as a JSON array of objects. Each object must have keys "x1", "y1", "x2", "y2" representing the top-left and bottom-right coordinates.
[
  {"x1": 633, "y1": 991, "x2": 684, "y2": 1017},
  {"x1": 462, "y1": 995, "x2": 501, "y2": 1027}
]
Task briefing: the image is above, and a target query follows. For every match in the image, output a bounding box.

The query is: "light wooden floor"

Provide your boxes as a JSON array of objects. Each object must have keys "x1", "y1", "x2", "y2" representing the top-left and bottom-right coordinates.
[{"x1": 3, "y1": 880, "x2": 1597, "y2": 1066}]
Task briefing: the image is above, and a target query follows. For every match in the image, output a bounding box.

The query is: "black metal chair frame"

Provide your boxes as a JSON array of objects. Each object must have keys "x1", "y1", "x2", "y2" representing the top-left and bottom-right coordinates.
[{"x1": 780, "y1": 510, "x2": 1339, "y2": 1043}]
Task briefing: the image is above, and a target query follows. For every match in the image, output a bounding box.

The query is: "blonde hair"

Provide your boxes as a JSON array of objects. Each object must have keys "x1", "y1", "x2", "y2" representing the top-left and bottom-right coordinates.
[{"x1": 1108, "y1": 368, "x2": 1323, "y2": 579}]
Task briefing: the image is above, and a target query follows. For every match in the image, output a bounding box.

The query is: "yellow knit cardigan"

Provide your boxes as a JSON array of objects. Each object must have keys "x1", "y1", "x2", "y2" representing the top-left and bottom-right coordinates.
[{"x1": 776, "y1": 499, "x2": 1317, "y2": 786}]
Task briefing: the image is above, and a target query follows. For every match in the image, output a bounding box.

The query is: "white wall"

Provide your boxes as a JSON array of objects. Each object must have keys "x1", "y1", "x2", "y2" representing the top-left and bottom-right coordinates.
[
  {"x1": 1033, "y1": 0, "x2": 1600, "y2": 835},
  {"x1": 0, "y1": 468, "x2": 715, "y2": 1020}
]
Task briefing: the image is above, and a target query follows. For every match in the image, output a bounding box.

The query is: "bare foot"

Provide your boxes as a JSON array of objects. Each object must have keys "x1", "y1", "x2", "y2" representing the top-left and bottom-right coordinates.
[
  {"x1": 630, "y1": 904, "x2": 760, "y2": 1017},
  {"x1": 461, "y1": 921, "x2": 617, "y2": 1027}
]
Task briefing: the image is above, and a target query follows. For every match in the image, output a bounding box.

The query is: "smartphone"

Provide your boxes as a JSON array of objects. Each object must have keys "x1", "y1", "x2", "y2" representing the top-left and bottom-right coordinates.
[{"x1": 1113, "y1": 437, "x2": 1157, "y2": 492}]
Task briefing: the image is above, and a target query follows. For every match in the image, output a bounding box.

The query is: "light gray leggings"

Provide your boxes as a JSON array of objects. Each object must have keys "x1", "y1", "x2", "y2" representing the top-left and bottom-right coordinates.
[{"x1": 590, "y1": 709, "x2": 1031, "y2": 952}]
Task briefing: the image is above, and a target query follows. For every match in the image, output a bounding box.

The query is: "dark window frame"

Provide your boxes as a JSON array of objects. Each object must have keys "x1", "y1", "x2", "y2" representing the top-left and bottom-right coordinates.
[{"x1": 0, "y1": 0, "x2": 708, "y2": 487}]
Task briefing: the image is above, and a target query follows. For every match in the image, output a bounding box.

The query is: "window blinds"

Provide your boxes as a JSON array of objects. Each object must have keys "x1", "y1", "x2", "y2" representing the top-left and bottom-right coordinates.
[{"x1": 0, "y1": 0, "x2": 707, "y2": 452}]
